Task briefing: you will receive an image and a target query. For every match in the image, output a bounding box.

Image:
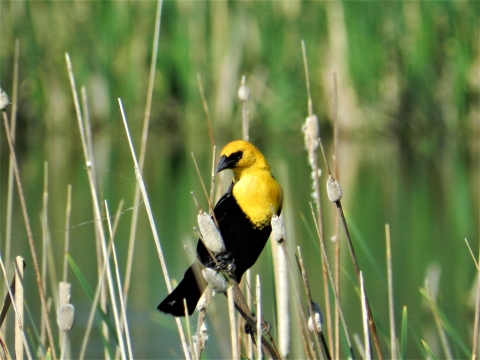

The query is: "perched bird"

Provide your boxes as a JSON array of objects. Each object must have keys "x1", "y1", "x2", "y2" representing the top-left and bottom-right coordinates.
[{"x1": 158, "y1": 140, "x2": 283, "y2": 316}]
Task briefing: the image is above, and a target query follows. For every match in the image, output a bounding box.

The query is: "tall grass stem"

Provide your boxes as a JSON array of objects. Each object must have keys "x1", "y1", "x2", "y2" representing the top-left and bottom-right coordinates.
[
  {"x1": 118, "y1": 99, "x2": 191, "y2": 359},
  {"x1": 2, "y1": 111, "x2": 58, "y2": 360},
  {"x1": 123, "y1": 0, "x2": 163, "y2": 306},
  {"x1": 386, "y1": 224, "x2": 397, "y2": 358}
]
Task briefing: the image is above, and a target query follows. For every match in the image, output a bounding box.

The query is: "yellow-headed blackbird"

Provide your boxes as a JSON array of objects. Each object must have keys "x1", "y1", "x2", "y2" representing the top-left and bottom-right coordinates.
[{"x1": 158, "y1": 140, "x2": 283, "y2": 316}]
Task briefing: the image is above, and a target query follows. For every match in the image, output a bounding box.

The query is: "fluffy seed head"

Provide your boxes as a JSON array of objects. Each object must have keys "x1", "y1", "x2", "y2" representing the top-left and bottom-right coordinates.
[
  {"x1": 57, "y1": 303, "x2": 75, "y2": 333},
  {"x1": 326, "y1": 175, "x2": 342, "y2": 202},
  {"x1": 0, "y1": 88, "x2": 9, "y2": 110},
  {"x1": 271, "y1": 214, "x2": 286, "y2": 243},
  {"x1": 202, "y1": 268, "x2": 227, "y2": 294},
  {"x1": 307, "y1": 302, "x2": 323, "y2": 333},
  {"x1": 197, "y1": 212, "x2": 226, "y2": 255}
]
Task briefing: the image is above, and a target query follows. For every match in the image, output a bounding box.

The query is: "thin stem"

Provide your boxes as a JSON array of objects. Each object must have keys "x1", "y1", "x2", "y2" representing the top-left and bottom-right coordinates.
[
  {"x1": 296, "y1": 247, "x2": 329, "y2": 359},
  {"x1": 123, "y1": 0, "x2": 163, "y2": 306},
  {"x1": 196, "y1": 73, "x2": 215, "y2": 148},
  {"x1": 256, "y1": 275, "x2": 262, "y2": 360},
  {"x1": 0, "y1": 256, "x2": 32, "y2": 360},
  {"x1": 332, "y1": 71, "x2": 341, "y2": 360},
  {"x1": 63, "y1": 185, "x2": 72, "y2": 283},
  {"x1": 310, "y1": 203, "x2": 355, "y2": 360},
  {"x1": 118, "y1": 99, "x2": 191, "y2": 360},
  {"x1": 386, "y1": 224, "x2": 397, "y2": 359},
  {"x1": 2, "y1": 111, "x2": 58, "y2": 360},
  {"x1": 105, "y1": 201, "x2": 133, "y2": 360},
  {"x1": 228, "y1": 286, "x2": 239, "y2": 360}
]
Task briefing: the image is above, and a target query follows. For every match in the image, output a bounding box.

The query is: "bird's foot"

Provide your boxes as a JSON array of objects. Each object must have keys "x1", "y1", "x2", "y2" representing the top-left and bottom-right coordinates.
[
  {"x1": 213, "y1": 251, "x2": 236, "y2": 273},
  {"x1": 244, "y1": 313, "x2": 271, "y2": 336}
]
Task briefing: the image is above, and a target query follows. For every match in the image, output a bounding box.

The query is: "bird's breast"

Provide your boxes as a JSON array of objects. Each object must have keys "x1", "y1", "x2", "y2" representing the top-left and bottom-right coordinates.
[{"x1": 232, "y1": 173, "x2": 283, "y2": 229}]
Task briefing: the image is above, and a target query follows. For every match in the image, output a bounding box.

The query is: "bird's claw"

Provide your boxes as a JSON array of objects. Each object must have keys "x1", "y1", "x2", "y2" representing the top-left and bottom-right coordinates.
[
  {"x1": 213, "y1": 251, "x2": 236, "y2": 273},
  {"x1": 244, "y1": 313, "x2": 271, "y2": 336}
]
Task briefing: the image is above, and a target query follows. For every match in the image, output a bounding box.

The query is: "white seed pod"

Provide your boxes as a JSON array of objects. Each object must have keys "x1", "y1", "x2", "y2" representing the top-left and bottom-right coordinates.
[
  {"x1": 202, "y1": 268, "x2": 227, "y2": 294},
  {"x1": 57, "y1": 303, "x2": 75, "y2": 333},
  {"x1": 271, "y1": 214, "x2": 286, "y2": 243},
  {"x1": 197, "y1": 211, "x2": 226, "y2": 255},
  {"x1": 192, "y1": 322, "x2": 209, "y2": 353},
  {"x1": 302, "y1": 114, "x2": 319, "y2": 166},
  {"x1": 0, "y1": 88, "x2": 9, "y2": 110},
  {"x1": 307, "y1": 302, "x2": 323, "y2": 333},
  {"x1": 237, "y1": 84, "x2": 250, "y2": 102},
  {"x1": 326, "y1": 175, "x2": 342, "y2": 202}
]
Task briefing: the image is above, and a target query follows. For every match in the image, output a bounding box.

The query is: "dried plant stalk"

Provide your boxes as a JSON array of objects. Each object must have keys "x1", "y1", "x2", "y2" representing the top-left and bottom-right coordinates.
[
  {"x1": 118, "y1": 99, "x2": 191, "y2": 359},
  {"x1": 14, "y1": 257, "x2": 24, "y2": 360},
  {"x1": 2, "y1": 111, "x2": 57, "y2": 360}
]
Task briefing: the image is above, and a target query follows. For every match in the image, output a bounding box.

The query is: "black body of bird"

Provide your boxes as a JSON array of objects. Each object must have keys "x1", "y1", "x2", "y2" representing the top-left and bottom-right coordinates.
[{"x1": 158, "y1": 140, "x2": 283, "y2": 316}]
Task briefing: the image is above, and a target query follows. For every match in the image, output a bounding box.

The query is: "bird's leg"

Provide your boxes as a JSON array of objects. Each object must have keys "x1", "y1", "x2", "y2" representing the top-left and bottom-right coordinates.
[{"x1": 243, "y1": 313, "x2": 271, "y2": 336}]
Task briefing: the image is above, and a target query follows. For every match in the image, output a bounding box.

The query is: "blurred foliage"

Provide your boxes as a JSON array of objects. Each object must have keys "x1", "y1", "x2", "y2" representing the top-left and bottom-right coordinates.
[{"x1": 0, "y1": 1, "x2": 479, "y2": 359}]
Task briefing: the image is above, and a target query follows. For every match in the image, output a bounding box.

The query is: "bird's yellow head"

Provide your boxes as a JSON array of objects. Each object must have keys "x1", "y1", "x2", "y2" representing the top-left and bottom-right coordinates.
[{"x1": 216, "y1": 140, "x2": 270, "y2": 181}]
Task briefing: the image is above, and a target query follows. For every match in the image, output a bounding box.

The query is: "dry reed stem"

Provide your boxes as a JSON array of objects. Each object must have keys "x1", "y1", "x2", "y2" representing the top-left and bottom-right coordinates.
[
  {"x1": 277, "y1": 241, "x2": 316, "y2": 358},
  {"x1": 360, "y1": 272, "x2": 371, "y2": 360},
  {"x1": 227, "y1": 276, "x2": 280, "y2": 359},
  {"x1": 2, "y1": 111, "x2": 58, "y2": 360},
  {"x1": 105, "y1": 201, "x2": 134, "y2": 360},
  {"x1": 471, "y1": 237, "x2": 480, "y2": 360},
  {"x1": 66, "y1": 53, "x2": 115, "y2": 357},
  {"x1": 318, "y1": 141, "x2": 384, "y2": 360},
  {"x1": 331, "y1": 71, "x2": 341, "y2": 360},
  {"x1": 78, "y1": 237, "x2": 113, "y2": 360},
  {"x1": 239, "y1": 75, "x2": 249, "y2": 142},
  {"x1": 14, "y1": 257, "x2": 24, "y2": 360},
  {"x1": 118, "y1": 99, "x2": 191, "y2": 359},
  {"x1": 97, "y1": 222, "x2": 127, "y2": 360},
  {"x1": 228, "y1": 286, "x2": 240, "y2": 360},
  {"x1": 4, "y1": 40, "x2": 20, "y2": 309},
  {"x1": 309, "y1": 203, "x2": 355, "y2": 359},
  {"x1": 81, "y1": 87, "x2": 95, "y2": 165},
  {"x1": 196, "y1": 73, "x2": 215, "y2": 148},
  {"x1": 123, "y1": 0, "x2": 163, "y2": 307},
  {"x1": 246, "y1": 269, "x2": 254, "y2": 359},
  {"x1": 385, "y1": 224, "x2": 397, "y2": 359},
  {"x1": 301, "y1": 40, "x2": 333, "y2": 352},
  {"x1": 256, "y1": 275, "x2": 262, "y2": 360},
  {"x1": 0, "y1": 266, "x2": 19, "y2": 327},
  {"x1": 0, "y1": 331, "x2": 12, "y2": 360},
  {"x1": 0, "y1": 256, "x2": 32, "y2": 360},
  {"x1": 79, "y1": 200, "x2": 123, "y2": 360},
  {"x1": 63, "y1": 185, "x2": 72, "y2": 283},
  {"x1": 40, "y1": 162, "x2": 49, "y2": 350},
  {"x1": 296, "y1": 247, "x2": 329, "y2": 359}
]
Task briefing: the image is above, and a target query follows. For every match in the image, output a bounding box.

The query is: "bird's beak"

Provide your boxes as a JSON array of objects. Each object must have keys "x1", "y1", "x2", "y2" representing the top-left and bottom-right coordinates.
[{"x1": 216, "y1": 155, "x2": 229, "y2": 173}]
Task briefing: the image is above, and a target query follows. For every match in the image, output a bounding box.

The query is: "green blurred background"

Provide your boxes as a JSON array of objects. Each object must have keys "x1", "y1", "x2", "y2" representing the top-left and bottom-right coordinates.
[{"x1": 1, "y1": 0, "x2": 479, "y2": 358}]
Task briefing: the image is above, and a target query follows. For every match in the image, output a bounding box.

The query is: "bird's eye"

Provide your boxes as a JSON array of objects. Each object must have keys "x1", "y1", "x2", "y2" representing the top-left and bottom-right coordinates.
[{"x1": 228, "y1": 151, "x2": 243, "y2": 164}]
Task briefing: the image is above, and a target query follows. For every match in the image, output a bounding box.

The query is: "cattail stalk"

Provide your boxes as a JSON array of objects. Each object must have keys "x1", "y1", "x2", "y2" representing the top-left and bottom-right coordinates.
[
  {"x1": 301, "y1": 40, "x2": 333, "y2": 352},
  {"x1": 319, "y1": 140, "x2": 384, "y2": 360},
  {"x1": 228, "y1": 286, "x2": 239, "y2": 360}
]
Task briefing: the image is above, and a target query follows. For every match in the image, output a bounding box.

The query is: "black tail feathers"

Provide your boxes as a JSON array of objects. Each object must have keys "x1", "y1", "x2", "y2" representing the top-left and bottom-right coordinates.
[{"x1": 157, "y1": 264, "x2": 207, "y2": 316}]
